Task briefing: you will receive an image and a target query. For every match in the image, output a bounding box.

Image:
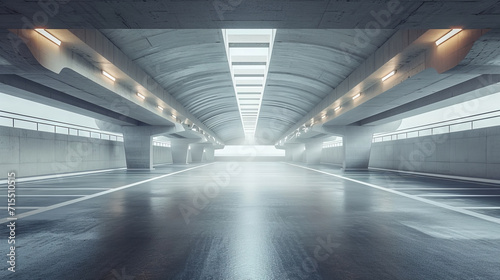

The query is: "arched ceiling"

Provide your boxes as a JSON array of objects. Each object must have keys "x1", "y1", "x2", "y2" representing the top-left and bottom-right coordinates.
[
  {"x1": 101, "y1": 29, "x2": 245, "y2": 142},
  {"x1": 101, "y1": 29, "x2": 397, "y2": 144},
  {"x1": 255, "y1": 29, "x2": 396, "y2": 144}
]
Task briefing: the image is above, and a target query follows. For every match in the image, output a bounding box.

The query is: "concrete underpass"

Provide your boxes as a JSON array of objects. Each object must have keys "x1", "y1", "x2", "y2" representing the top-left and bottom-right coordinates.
[{"x1": 1, "y1": 1, "x2": 500, "y2": 279}]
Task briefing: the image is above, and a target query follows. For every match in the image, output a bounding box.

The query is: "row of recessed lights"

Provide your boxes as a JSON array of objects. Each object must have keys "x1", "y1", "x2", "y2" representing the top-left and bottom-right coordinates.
[
  {"x1": 277, "y1": 29, "x2": 462, "y2": 145},
  {"x1": 33, "y1": 29, "x2": 180, "y2": 121},
  {"x1": 33, "y1": 28, "x2": 226, "y2": 144},
  {"x1": 134, "y1": 91, "x2": 174, "y2": 116},
  {"x1": 311, "y1": 29, "x2": 463, "y2": 124},
  {"x1": 103, "y1": 62, "x2": 225, "y2": 144},
  {"x1": 101, "y1": 70, "x2": 177, "y2": 119}
]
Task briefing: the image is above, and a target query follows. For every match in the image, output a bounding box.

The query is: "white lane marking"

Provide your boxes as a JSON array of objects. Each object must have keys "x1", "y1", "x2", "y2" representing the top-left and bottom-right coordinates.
[
  {"x1": 0, "y1": 167, "x2": 127, "y2": 185},
  {"x1": 417, "y1": 194, "x2": 500, "y2": 197},
  {"x1": 0, "y1": 195, "x2": 86, "y2": 197},
  {"x1": 0, "y1": 188, "x2": 111, "y2": 191},
  {"x1": 460, "y1": 207, "x2": 500, "y2": 210},
  {"x1": 0, "y1": 207, "x2": 40, "y2": 209},
  {"x1": 286, "y1": 163, "x2": 500, "y2": 225},
  {"x1": 0, "y1": 163, "x2": 215, "y2": 224},
  {"x1": 392, "y1": 188, "x2": 500, "y2": 191},
  {"x1": 369, "y1": 167, "x2": 500, "y2": 185}
]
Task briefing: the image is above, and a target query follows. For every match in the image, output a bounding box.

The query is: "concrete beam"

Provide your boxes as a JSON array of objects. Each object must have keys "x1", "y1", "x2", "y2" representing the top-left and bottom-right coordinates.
[
  {"x1": 304, "y1": 141, "x2": 323, "y2": 165},
  {"x1": 7, "y1": 29, "x2": 225, "y2": 145},
  {"x1": 277, "y1": 29, "x2": 489, "y2": 142}
]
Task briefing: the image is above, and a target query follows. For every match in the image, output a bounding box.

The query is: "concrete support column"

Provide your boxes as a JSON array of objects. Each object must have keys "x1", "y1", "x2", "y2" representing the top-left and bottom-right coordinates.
[
  {"x1": 170, "y1": 140, "x2": 193, "y2": 165},
  {"x1": 304, "y1": 141, "x2": 322, "y2": 164},
  {"x1": 190, "y1": 145, "x2": 205, "y2": 163},
  {"x1": 205, "y1": 146, "x2": 215, "y2": 162},
  {"x1": 122, "y1": 126, "x2": 174, "y2": 170},
  {"x1": 284, "y1": 149, "x2": 293, "y2": 161},
  {"x1": 283, "y1": 144, "x2": 305, "y2": 162},
  {"x1": 341, "y1": 127, "x2": 375, "y2": 170},
  {"x1": 190, "y1": 143, "x2": 215, "y2": 163}
]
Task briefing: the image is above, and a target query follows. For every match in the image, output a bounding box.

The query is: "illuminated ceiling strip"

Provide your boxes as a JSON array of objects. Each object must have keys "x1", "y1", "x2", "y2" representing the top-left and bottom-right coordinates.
[
  {"x1": 223, "y1": 29, "x2": 276, "y2": 138},
  {"x1": 382, "y1": 70, "x2": 396, "y2": 82},
  {"x1": 436, "y1": 29, "x2": 462, "y2": 46},
  {"x1": 34, "y1": 29, "x2": 61, "y2": 46},
  {"x1": 102, "y1": 70, "x2": 116, "y2": 82}
]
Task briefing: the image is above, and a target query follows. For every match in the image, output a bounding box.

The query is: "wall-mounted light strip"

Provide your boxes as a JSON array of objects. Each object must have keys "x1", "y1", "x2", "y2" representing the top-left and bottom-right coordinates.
[
  {"x1": 102, "y1": 70, "x2": 116, "y2": 82},
  {"x1": 157, "y1": 105, "x2": 163, "y2": 111},
  {"x1": 352, "y1": 93, "x2": 361, "y2": 100},
  {"x1": 382, "y1": 70, "x2": 396, "y2": 82},
  {"x1": 34, "y1": 29, "x2": 61, "y2": 46},
  {"x1": 334, "y1": 106, "x2": 341, "y2": 111},
  {"x1": 136, "y1": 92, "x2": 145, "y2": 100},
  {"x1": 436, "y1": 29, "x2": 462, "y2": 46}
]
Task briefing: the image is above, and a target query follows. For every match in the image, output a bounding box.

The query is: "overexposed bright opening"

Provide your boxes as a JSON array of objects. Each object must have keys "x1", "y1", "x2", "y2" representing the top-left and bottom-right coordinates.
[
  {"x1": 215, "y1": 145, "x2": 284, "y2": 157},
  {"x1": 399, "y1": 91, "x2": 500, "y2": 130},
  {"x1": 0, "y1": 91, "x2": 99, "y2": 128}
]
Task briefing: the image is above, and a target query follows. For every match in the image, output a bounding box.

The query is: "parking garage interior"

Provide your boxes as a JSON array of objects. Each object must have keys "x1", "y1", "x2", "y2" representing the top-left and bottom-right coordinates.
[{"x1": 1, "y1": 1, "x2": 500, "y2": 279}]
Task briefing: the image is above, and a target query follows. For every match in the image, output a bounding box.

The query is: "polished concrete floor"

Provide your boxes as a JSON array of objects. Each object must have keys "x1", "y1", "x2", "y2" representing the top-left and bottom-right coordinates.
[{"x1": 1, "y1": 162, "x2": 500, "y2": 279}]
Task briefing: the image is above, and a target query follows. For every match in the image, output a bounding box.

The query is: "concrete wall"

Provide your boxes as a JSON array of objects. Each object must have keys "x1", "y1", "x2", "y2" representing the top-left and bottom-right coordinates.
[
  {"x1": 0, "y1": 127, "x2": 173, "y2": 179},
  {"x1": 321, "y1": 146, "x2": 344, "y2": 166},
  {"x1": 153, "y1": 146, "x2": 173, "y2": 165},
  {"x1": 369, "y1": 125, "x2": 500, "y2": 180}
]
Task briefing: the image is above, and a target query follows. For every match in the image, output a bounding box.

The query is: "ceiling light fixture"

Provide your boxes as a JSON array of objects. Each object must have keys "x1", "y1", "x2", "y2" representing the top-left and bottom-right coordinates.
[
  {"x1": 136, "y1": 92, "x2": 145, "y2": 99},
  {"x1": 334, "y1": 106, "x2": 341, "y2": 111},
  {"x1": 382, "y1": 70, "x2": 396, "y2": 82},
  {"x1": 102, "y1": 70, "x2": 116, "y2": 82},
  {"x1": 352, "y1": 93, "x2": 361, "y2": 100},
  {"x1": 34, "y1": 29, "x2": 61, "y2": 46},
  {"x1": 435, "y1": 29, "x2": 462, "y2": 46},
  {"x1": 157, "y1": 105, "x2": 163, "y2": 111}
]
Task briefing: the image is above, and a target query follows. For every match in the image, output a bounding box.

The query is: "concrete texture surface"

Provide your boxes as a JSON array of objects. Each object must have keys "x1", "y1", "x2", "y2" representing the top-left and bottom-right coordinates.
[
  {"x1": 1, "y1": 162, "x2": 500, "y2": 279},
  {"x1": 369, "y1": 125, "x2": 500, "y2": 180}
]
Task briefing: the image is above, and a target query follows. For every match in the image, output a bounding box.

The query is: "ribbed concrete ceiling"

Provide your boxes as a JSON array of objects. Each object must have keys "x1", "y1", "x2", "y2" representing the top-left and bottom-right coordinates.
[
  {"x1": 101, "y1": 29, "x2": 244, "y2": 142},
  {"x1": 255, "y1": 29, "x2": 396, "y2": 144},
  {"x1": 1, "y1": 1, "x2": 500, "y2": 29}
]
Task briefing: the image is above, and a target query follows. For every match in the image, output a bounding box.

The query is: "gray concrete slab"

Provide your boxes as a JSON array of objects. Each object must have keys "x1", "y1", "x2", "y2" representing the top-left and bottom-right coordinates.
[{"x1": 0, "y1": 162, "x2": 500, "y2": 279}]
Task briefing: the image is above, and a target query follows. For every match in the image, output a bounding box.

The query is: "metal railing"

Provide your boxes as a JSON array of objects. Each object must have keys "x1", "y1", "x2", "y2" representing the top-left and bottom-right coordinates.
[
  {"x1": 0, "y1": 110, "x2": 124, "y2": 142},
  {"x1": 323, "y1": 141, "x2": 343, "y2": 148},
  {"x1": 153, "y1": 141, "x2": 171, "y2": 147},
  {"x1": 373, "y1": 109, "x2": 500, "y2": 143}
]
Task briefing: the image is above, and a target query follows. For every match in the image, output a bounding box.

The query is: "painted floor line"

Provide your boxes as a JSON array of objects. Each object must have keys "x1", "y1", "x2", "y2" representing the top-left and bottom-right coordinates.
[
  {"x1": 460, "y1": 207, "x2": 500, "y2": 210},
  {"x1": 0, "y1": 207, "x2": 40, "y2": 209},
  {"x1": 0, "y1": 188, "x2": 112, "y2": 191},
  {"x1": 0, "y1": 167, "x2": 127, "y2": 185},
  {"x1": 417, "y1": 194, "x2": 500, "y2": 197},
  {"x1": 392, "y1": 188, "x2": 500, "y2": 191},
  {"x1": 368, "y1": 167, "x2": 500, "y2": 186},
  {"x1": 0, "y1": 163, "x2": 215, "y2": 224},
  {"x1": 286, "y1": 163, "x2": 500, "y2": 225},
  {"x1": 0, "y1": 195, "x2": 87, "y2": 197}
]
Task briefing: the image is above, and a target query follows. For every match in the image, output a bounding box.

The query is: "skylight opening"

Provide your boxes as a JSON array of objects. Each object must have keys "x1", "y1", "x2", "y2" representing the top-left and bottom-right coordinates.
[{"x1": 223, "y1": 29, "x2": 276, "y2": 139}]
